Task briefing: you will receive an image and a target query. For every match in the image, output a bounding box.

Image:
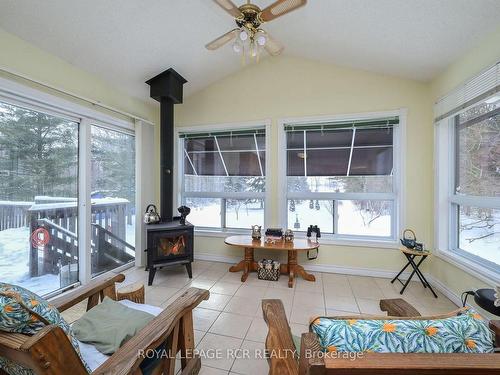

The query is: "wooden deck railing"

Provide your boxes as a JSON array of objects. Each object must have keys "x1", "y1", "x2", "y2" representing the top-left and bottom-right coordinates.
[
  {"x1": 0, "y1": 201, "x2": 32, "y2": 230},
  {"x1": 20, "y1": 198, "x2": 134, "y2": 281}
]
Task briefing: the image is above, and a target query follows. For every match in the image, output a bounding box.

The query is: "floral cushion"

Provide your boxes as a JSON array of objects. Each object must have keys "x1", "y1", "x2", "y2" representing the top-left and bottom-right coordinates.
[
  {"x1": 310, "y1": 309, "x2": 494, "y2": 354},
  {"x1": 0, "y1": 283, "x2": 90, "y2": 374}
]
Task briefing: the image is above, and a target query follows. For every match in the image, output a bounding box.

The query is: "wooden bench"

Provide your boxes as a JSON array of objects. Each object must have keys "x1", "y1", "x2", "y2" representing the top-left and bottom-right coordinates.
[
  {"x1": 0, "y1": 273, "x2": 209, "y2": 375},
  {"x1": 263, "y1": 298, "x2": 500, "y2": 375}
]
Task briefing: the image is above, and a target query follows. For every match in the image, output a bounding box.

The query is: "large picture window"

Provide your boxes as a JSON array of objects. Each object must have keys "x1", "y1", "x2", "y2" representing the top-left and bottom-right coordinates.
[
  {"x1": 90, "y1": 125, "x2": 136, "y2": 277},
  {"x1": 180, "y1": 128, "x2": 266, "y2": 230},
  {"x1": 282, "y1": 116, "x2": 400, "y2": 241},
  {"x1": 0, "y1": 97, "x2": 137, "y2": 296},
  {"x1": 0, "y1": 101, "x2": 79, "y2": 296},
  {"x1": 451, "y1": 98, "x2": 499, "y2": 270}
]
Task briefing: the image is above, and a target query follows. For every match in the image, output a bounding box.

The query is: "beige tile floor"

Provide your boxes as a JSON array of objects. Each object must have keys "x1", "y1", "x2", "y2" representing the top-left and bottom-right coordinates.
[{"x1": 62, "y1": 260, "x2": 458, "y2": 375}]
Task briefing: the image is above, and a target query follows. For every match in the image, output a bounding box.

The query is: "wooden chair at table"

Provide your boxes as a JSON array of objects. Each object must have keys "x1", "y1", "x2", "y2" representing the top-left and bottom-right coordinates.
[
  {"x1": 263, "y1": 298, "x2": 500, "y2": 375},
  {"x1": 0, "y1": 273, "x2": 209, "y2": 375}
]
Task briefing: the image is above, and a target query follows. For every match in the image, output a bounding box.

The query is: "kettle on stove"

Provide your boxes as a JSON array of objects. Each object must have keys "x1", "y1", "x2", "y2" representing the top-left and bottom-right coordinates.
[{"x1": 144, "y1": 204, "x2": 161, "y2": 224}]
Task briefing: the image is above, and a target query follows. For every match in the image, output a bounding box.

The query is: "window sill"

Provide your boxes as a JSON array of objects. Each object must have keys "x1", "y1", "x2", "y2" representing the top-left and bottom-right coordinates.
[
  {"x1": 435, "y1": 249, "x2": 500, "y2": 286},
  {"x1": 195, "y1": 228, "x2": 251, "y2": 238},
  {"x1": 194, "y1": 229, "x2": 399, "y2": 249},
  {"x1": 317, "y1": 236, "x2": 399, "y2": 249}
]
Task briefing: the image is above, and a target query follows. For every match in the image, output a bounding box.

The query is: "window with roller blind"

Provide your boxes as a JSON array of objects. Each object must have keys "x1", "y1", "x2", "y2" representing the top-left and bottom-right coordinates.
[
  {"x1": 450, "y1": 99, "x2": 499, "y2": 271},
  {"x1": 435, "y1": 61, "x2": 500, "y2": 278},
  {"x1": 179, "y1": 127, "x2": 267, "y2": 230},
  {"x1": 281, "y1": 114, "x2": 403, "y2": 242}
]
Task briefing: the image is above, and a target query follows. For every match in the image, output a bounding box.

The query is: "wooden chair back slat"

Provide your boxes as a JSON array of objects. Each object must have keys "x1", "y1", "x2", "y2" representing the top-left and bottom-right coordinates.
[
  {"x1": 51, "y1": 273, "x2": 125, "y2": 312},
  {"x1": 163, "y1": 322, "x2": 180, "y2": 374},
  {"x1": 262, "y1": 299, "x2": 299, "y2": 375},
  {"x1": 0, "y1": 332, "x2": 28, "y2": 349},
  {"x1": 179, "y1": 311, "x2": 195, "y2": 368}
]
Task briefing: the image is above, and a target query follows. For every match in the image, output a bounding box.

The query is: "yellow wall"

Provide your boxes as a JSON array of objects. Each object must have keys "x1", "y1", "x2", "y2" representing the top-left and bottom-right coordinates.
[
  {"x1": 431, "y1": 25, "x2": 500, "y2": 100},
  {"x1": 175, "y1": 56, "x2": 434, "y2": 274},
  {"x1": 0, "y1": 27, "x2": 157, "y2": 123}
]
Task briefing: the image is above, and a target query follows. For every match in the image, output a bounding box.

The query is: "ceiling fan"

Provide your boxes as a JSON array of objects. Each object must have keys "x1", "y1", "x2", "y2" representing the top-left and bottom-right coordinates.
[{"x1": 206, "y1": 0, "x2": 307, "y2": 59}]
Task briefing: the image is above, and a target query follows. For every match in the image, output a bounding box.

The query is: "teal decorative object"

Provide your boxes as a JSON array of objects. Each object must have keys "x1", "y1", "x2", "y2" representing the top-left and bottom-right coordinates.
[
  {"x1": 310, "y1": 309, "x2": 493, "y2": 354},
  {"x1": 0, "y1": 283, "x2": 90, "y2": 374}
]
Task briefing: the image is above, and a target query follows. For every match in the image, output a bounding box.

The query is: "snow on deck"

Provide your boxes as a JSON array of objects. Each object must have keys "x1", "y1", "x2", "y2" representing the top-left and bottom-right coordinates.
[{"x1": 0, "y1": 222, "x2": 136, "y2": 297}]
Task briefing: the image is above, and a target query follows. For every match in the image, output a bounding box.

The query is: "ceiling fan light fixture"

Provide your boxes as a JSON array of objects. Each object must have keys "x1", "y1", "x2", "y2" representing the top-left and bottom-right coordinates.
[
  {"x1": 239, "y1": 29, "x2": 249, "y2": 41},
  {"x1": 256, "y1": 30, "x2": 267, "y2": 46},
  {"x1": 232, "y1": 38, "x2": 243, "y2": 53},
  {"x1": 208, "y1": 0, "x2": 308, "y2": 58},
  {"x1": 250, "y1": 42, "x2": 258, "y2": 57}
]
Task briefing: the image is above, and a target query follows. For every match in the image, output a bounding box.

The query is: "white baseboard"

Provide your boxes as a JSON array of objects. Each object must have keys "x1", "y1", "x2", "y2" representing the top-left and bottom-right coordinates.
[
  {"x1": 194, "y1": 252, "x2": 462, "y2": 306},
  {"x1": 301, "y1": 262, "x2": 414, "y2": 280},
  {"x1": 195, "y1": 252, "x2": 241, "y2": 264},
  {"x1": 425, "y1": 274, "x2": 462, "y2": 306}
]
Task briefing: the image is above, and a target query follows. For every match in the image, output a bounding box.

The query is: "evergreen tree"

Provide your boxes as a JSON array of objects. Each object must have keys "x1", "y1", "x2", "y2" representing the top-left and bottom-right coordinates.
[
  {"x1": 0, "y1": 102, "x2": 78, "y2": 201},
  {"x1": 90, "y1": 126, "x2": 135, "y2": 204}
]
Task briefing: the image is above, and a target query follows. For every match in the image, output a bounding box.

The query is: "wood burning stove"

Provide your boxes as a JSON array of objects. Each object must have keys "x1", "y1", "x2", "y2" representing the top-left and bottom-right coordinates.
[
  {"x1": 145, "y1": 220, "x2": 193, "y2": 286},
  {"x1": 145, "y1": 68, "x2": 193, "y2": 286}
]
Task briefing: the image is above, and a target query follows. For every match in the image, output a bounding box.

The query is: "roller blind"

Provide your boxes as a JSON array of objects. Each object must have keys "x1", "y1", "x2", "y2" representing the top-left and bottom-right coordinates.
[
  {"x1": 181, "y1": 127, "x2": 266, "y2": 177},
  {"x1": 284, "y1": 117, "x2": 398, "y2": 132},
  {"x1": 179, "y1": 128, "x2": 265, "y2": 139},
  {"x1": 284, "y1": 118, "x2": 394, "y2": 177},
  {"x1": 435, "y1": 62, "x2": 500, "y2": 122}
]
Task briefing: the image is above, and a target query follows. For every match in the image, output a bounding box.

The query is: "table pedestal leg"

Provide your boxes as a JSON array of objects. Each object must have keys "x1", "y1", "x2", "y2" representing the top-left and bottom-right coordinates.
[
  {"x1": 229, "y1": 247, "x2": 257, "y2": 282},
  {"x1": 285, "y1": 250, "x2": 316, "y2": 288}
]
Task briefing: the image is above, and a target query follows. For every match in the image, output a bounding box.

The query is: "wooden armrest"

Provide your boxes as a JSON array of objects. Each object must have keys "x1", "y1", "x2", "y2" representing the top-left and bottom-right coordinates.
[
  {"x1": 324, "y1": 352, "x2": 500, "y2": 374},
  {"x1": 299, "y1": 332, "x2": 322, "y2": 375},
  {"x1": 490, "y1": 320, "x2": 500, "y2": 347},
  {"x1": 380, "y1": 298, "x2": 421, "y2": 317},
  {"x1": 93, "y1": 287, "x2": 209, "y2": 375},
  {"x1": 50, "y1": 273, "x2": 125, "y2": 311},
  {"x1": 262, "y1": 299, "x2": 299, "y2": 375},
  {"x1": 0, "y1": 325, "x2": 89, "y2": 375}
]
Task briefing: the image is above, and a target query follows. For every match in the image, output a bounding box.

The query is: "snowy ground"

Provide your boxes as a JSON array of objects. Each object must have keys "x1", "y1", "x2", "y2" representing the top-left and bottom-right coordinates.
[
  {"x1": 188, "y1": 200, "x2": 499, "y2": 265},
  {"x1": 459, "y1": 211, "x2": 500, "y2": 265},
  {"x1": 188, "y1": 199, "x2": 391, "y2": 236}
]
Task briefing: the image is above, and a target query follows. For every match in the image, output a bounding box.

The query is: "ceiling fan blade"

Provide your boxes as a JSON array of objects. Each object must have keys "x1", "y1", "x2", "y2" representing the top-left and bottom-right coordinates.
[
  {"x1": 212, "y1": 0, "x2": 243, "y2": 18},
  {"x1": 264, "y1": 34, "x2": 284, "y2": 56},
  {"x1": 259, "y1": 0, "x2": 307, "y2": 22},
  {"x1": 205, "y1": 28, "x2": 240, "y2": 50}
]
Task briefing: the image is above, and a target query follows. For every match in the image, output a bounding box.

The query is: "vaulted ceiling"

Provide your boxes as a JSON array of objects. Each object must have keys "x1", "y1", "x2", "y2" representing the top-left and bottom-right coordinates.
[{"x1": 1, "y1": 0, "x2": 500, "y2": 101}]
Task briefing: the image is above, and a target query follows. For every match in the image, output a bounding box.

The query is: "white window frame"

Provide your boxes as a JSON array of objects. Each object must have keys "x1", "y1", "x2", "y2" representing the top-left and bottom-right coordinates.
[
  {"x1": 278, "y1": 109, "x2": 406, "y2": 248},
  {"x1": 0, "y1": 76, "x2": 141, "y2": 297},
  {"x1": 174, "y1": 120, "x2": 271, "y2": 236},
  {"x1": 435, "y1": 104, "x2": 500, "y2": 285}
]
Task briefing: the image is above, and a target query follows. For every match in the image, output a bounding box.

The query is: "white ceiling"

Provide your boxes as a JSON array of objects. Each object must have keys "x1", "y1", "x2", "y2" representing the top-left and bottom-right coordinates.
[{"x1": 1, "y1": 0, "x2": 500, "y2": 101}]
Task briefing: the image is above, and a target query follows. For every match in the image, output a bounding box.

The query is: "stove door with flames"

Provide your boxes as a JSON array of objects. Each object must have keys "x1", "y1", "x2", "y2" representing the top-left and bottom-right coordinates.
[{"x1": 147, "y1": 229, "x2": 193, "y2": 264}]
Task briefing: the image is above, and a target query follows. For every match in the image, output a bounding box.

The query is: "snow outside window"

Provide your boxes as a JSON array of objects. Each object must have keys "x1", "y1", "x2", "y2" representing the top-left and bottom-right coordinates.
[
  {"x1": 0, "y1": 100, "x2": 79, "y2": 296},
  {"x1": 0, "y1": 99, "x2": 137, "y2": 297},
  {"x1": 450, "y1": 98, "x2": 500, "y2": 272},
  {"x1": 180, "y1": 128, "x2": 266, "y2": 230},
  {"x1": 284, "y1": 117, "x2": 399, "y2": 240}
]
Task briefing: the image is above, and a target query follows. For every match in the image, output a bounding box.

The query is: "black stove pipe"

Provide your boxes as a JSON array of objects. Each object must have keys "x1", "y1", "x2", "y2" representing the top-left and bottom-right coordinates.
[{"x1": 146, "y1": 68, "x2": 187, "y2": 222}]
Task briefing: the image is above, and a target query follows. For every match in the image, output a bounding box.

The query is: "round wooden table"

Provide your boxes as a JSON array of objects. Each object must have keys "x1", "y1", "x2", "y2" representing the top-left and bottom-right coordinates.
[{"x1": 224, "y1": 235, "x2": 319, "y2": 288}]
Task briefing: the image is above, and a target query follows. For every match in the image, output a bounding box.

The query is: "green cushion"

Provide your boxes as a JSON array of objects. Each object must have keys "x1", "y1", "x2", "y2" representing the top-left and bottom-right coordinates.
[
  {"x1": 310, "y1": 309, "x2": 494, "y2": 354},
  {"x1": 0, "y1": 282, "x2": 90, "y2": 375},
  {"x1": 72, "y1": 296, "x2": 154, "y2": 355},
  {"x1": 292, "y1": 334, "x2": 301, "y2": 353}
]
